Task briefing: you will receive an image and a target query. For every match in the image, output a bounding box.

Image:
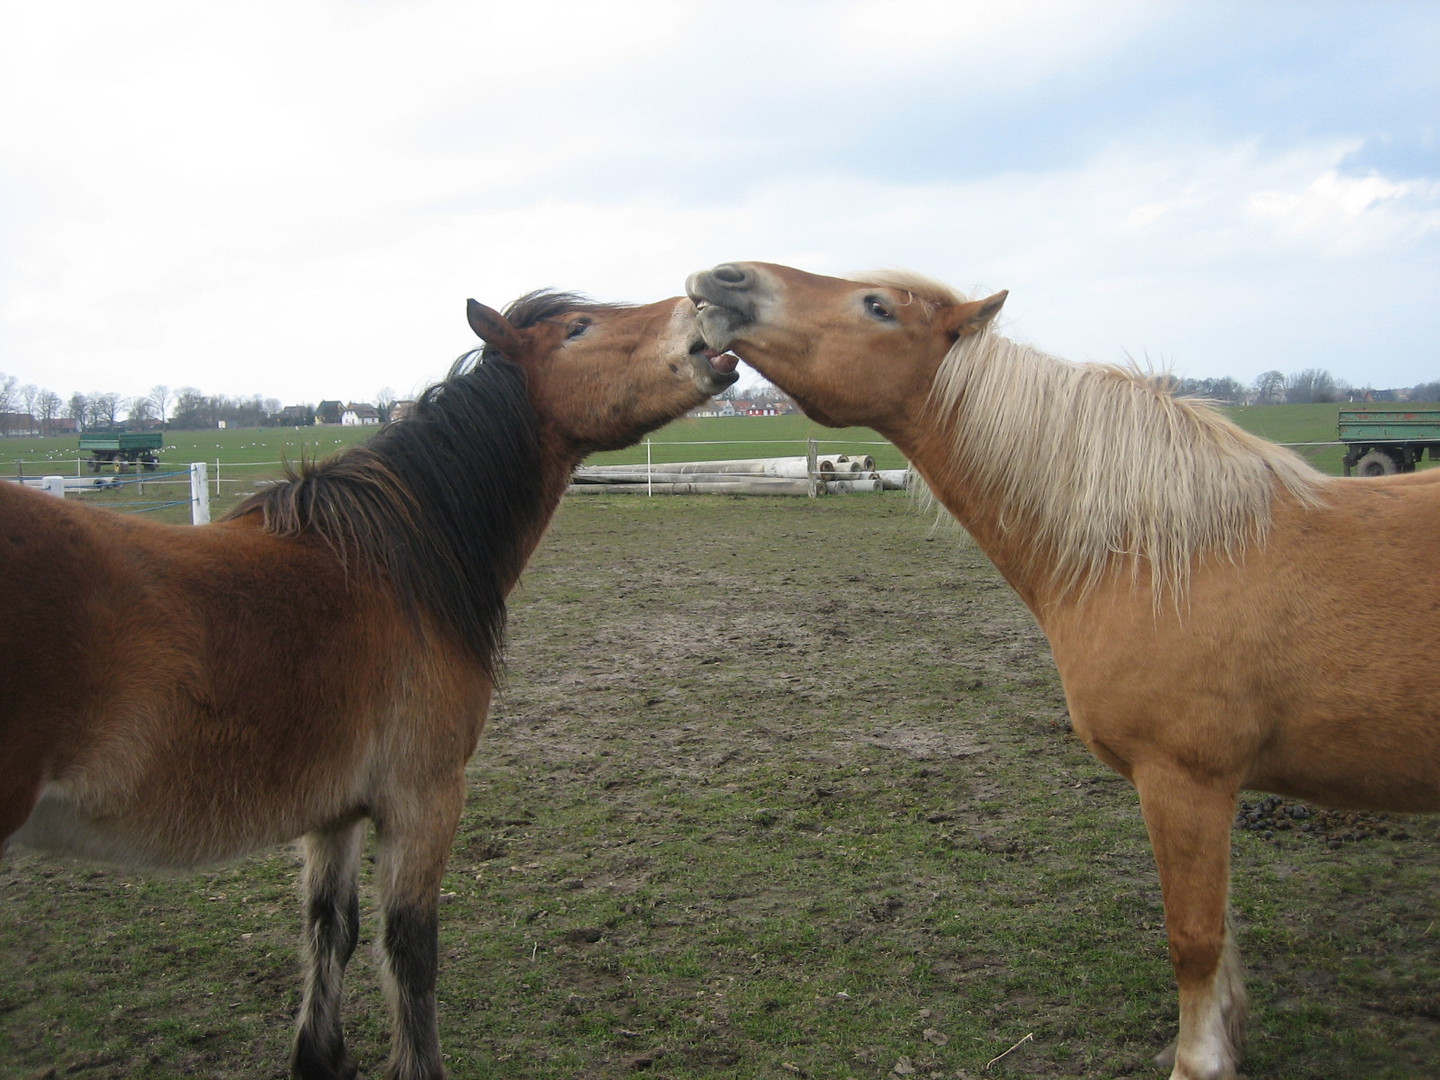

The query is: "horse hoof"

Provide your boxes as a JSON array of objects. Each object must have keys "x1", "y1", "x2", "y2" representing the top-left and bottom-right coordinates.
[
  {"x1": 291, "y1": 1043, "x2": 360, "y2": 1080},
  {"x1": 1154, "y1": 1040, "x2": 1177, "y2": 1069}
]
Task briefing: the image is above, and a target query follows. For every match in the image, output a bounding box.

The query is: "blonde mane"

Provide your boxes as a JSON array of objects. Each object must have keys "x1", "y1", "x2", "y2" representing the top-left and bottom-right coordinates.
[{"x1": 923, "y1": 317, "x2": 1327, "y2": 602}]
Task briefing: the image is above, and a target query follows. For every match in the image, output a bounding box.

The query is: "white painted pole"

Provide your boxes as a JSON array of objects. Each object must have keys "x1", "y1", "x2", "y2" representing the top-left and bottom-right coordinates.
[
  {"x1": 646, "y1": 438, "x2": 653, "y2": 498},
  {"x1": 190, "y1": 462, "x2": 211, "y2": 525},
  {"x1": 42, "y1": 475, "x2": 66, "y2": 499}
]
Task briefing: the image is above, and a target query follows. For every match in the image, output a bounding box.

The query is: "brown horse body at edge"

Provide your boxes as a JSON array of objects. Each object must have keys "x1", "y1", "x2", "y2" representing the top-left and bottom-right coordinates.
[
  {"x1": 0, "y1": 292, "x2": 736, "y2": 1080},
  {"x1": 688, "y1": 261, "x2": 1439, "y2": 1080}
]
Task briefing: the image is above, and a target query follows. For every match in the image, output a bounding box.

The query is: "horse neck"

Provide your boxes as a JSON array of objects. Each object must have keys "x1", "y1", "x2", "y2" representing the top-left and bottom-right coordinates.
[
  {"x1": 895, "y1": 425, "x2": 1058, "y2": 614},
  {"x1": 496, "y1": 459, "x2": 570, "y2": 593},
  {"x1": 247, "y1": 358, "x2": 563, "y2": 675}
]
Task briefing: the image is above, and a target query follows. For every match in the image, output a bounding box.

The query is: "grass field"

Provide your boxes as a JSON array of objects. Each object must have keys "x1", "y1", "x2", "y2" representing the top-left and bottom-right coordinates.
[{"x1": 2, "y1": 494, "x2": 1436, "y2": 1079}]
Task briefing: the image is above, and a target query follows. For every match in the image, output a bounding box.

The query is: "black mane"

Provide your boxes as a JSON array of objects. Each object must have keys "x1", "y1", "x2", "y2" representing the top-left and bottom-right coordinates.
[{"x1": 226, "y1": 294, "x2": 602, "y2": 676}]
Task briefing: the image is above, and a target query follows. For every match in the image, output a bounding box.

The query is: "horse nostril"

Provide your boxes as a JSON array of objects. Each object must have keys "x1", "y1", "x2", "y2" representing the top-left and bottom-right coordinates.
[{"x1": 713, "y1": 264, "x2": 748, "y2": 286}]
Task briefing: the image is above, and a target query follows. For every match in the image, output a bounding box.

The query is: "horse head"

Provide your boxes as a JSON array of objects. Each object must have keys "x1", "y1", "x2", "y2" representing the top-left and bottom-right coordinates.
[{"x1": 467, "y1": 293, "x2": 738, "y2": 454}]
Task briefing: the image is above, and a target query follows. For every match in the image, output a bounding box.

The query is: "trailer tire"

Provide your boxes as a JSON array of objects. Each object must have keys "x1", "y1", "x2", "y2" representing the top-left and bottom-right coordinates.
[{"x1": 1355, "y1": 449, "x2": 1399, "y2": 476}]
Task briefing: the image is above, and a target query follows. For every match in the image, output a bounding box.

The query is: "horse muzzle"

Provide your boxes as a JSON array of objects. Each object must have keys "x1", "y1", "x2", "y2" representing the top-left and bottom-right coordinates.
[{"x1": 687, "y1": 263, "x2": 763, "y2": 351}]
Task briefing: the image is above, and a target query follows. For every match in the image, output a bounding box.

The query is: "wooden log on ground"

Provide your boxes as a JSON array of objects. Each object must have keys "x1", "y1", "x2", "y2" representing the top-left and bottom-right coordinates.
[
  {"x1": 573, "y1": 470, "x2": 825, "y2": 486},
  {"x1": 576, "y1": 455, "x2": 873, "y2": 479},
  {"x1": 567, "y1": 478, "x2": 815, "y2": 496},
  {"x1": 580, "y1": 458, "x2": 813, "y2": 476},
  {"x1": 823, "y1": 478, "x2": 883, "y2": 494}
]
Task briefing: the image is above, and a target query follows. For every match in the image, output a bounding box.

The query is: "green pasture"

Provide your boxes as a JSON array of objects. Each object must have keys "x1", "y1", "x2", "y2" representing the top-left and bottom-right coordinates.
[{"x1": 3, "y1": 494, "x2": 1436, "y2": 1079}]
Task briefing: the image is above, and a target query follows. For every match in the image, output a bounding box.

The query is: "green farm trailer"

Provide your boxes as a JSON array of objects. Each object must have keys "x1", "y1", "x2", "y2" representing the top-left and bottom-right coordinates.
[
  {"x1": 1338, "y1": 408, "x2": 1440, "y2": 476},
  {"x1": 79, "y1": 431, "x2": 163, "y2": 472}
]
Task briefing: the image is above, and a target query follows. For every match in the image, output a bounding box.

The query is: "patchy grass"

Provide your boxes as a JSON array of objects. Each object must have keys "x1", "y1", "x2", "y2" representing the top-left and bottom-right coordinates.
[{"x1": 3, "y1": 494, "x2": 1436, "y2": 1079}]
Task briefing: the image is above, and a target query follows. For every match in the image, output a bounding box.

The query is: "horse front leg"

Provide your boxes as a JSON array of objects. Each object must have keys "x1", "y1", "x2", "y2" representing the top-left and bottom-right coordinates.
[
  {"x1": 372, "y1": 775, "x2": 466, "y2": 1080},
  {"x1": 1135, "y1": 765, "x2": 1246, "y2": 1080},
  {"x1": 292, "y1": 819, "x2": 365, "y2": 1080}
]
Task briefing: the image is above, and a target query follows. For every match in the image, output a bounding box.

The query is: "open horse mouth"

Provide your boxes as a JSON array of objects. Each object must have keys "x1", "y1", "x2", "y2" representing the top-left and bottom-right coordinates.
[
  {"x1": 698, "y1": 344, "x2": 739, "y2": 375},
  {"x1": 689, "y1": 338, "x2": 740, "y2": 393}
]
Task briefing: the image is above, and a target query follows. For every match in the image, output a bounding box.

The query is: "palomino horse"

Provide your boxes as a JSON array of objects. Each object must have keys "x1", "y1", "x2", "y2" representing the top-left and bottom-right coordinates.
[
  {"x1": 687, "y1": 261, "x2": 1440, "y2": 1080},
  {"x1": 1, "y1": 291, "x2": 737, "y2": 1080}
]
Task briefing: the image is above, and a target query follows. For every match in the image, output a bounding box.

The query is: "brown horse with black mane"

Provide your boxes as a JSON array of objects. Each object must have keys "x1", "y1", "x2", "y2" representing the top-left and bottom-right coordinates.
[
  {"x1": 688, "y1": 261, "x2": 1439, "y2": 1080},
  {"x1": 0, "y1": 290, "x2": 736, "y2": 1080}
]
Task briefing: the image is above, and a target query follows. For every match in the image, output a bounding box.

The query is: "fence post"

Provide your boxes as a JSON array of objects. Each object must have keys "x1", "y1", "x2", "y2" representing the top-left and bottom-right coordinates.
[
  {"x1": 806, "y1": 438, "x2": 820, "y2": 498},
  {"x1": 190, "y1": 462, "x2": 211, "y2": 525},
  {"x1": 646, "y1": 438, "x2": 653, "y2": 497},
  {"x1": 42, "y1": 475, "x2": 66, "y2": 499}
]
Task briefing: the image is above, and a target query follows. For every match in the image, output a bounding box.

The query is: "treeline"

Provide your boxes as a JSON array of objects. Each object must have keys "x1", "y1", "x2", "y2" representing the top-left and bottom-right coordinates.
[
  {"x1": 1170, "y1": 369, "x2": 1440, "y2": 405},
  {"x1": 0, "y1": 376, "x2": 313, "y2": 434},
  {"x1": 2, "y1": 368, "x2": 1438, "y2": 437}
]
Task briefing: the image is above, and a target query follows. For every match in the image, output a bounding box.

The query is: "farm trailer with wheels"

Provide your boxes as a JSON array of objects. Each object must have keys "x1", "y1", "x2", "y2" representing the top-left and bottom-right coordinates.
[
  {"x1": 79, "y1": 431, "x2": 163, "y2": 472},
  {"x1": 1338, "y1": 408, "x2": 1440, "y2": 476}
]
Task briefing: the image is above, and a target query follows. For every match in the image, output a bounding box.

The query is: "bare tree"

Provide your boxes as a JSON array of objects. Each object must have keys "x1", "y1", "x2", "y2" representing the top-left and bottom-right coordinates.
[
  {"x1": 38, "y1": 390, "x2": 63, "y2": 434},
  {"x1": 376, "y1": 387, "x2": 397, "y2": 423},
  {"x1": 150, "y1": 384, "x2": 172, "y2": 426},
  {"x1": 20, "y1": 384, "x2": 39, "y2": 430},
  {"x1": 172, "y1": 387, "x2": 210, "y2": 428},
  {"x1": 128, "y1": 396, "x2": 157, "y2": 427},
  {"x1": 1173, "y1": 376, "x2": 1247, "y2": 403},
  {"x1": 0, "y1": 372, "x2": 15, "y2": 435},
  {"x1": 90, "y1": 392, "x2": 122, "y2": 429},
  {"x1": 1285, "y1": 368, "x2": 1338, "y2": 404},
  {"x1": 1411, "y1": 381, "x2": 1440, "y2": 403},
  {"x1": 68, "y1": 392, "x2": 90, "y2": 432},
  {"x1": 1252, "y1": 370, "x2": 1287, "y2": 404}
]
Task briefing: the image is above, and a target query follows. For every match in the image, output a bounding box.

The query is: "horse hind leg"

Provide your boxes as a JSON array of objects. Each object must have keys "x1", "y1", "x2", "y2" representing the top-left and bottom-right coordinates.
[
  {"x1": 1135, "y1": 766, "x2": 1247, "y2": 1080},
  {"x1": 381, "y1": 900, "x2": 444, "y2": 1080},
  {"x1": 292, "y1": 820, "x2": 365, "y2": 1080}
]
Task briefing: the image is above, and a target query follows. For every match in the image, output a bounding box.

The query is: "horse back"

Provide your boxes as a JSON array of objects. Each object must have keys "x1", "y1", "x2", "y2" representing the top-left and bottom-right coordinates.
[{"x1": 1, "y1": 484, "x2": 490, "y2": 865}]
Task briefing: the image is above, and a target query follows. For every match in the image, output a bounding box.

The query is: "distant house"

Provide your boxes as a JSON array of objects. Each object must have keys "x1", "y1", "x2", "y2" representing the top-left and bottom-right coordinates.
[
  {"x1": 0, "y1": 412, "x2": 39, "y2": 437},
  {"x1": 390, "y1": 400, "x2": 416, "y2": 421},
  {"x1": 316, "y1": 400, "x2": 343, "y2": 425},
  {"x1": 687, "y1": 393, "x2": 798, "y2": 419},
  {"x1": 341, "y1": 403, "x2": 382, "y2": 426},
  {"x1": 278, "y1": 405, "x2": 313, "y2": 427}
]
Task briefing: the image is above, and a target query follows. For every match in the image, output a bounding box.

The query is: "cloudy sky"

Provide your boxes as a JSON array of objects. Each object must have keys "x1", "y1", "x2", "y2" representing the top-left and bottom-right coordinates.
[{"x1": 2, "y1": 0, "x2": 1437, "y2": 411}]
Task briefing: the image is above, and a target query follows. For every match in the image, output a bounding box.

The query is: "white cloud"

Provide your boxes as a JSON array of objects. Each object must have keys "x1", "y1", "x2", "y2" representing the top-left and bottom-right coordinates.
[
  {"x1": 0, "y1": 0, "x2": 1436, "y2": 408},
  {"x1": 826, "y1": 0, "x2": 1152, "y2": 81},
  {"x1": 1247, "y1": 170, "x2": 1440, "y2": 254}
]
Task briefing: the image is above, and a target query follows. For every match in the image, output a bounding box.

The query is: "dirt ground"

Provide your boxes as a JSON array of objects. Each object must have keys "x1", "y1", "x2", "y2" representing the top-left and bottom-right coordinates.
[
  {"x1": 467, "y1": 493, "x2": 1440, "y2": 1078},
  {"x1": 3, "y1": 492, "x2": 1437, "y2": 1079}
]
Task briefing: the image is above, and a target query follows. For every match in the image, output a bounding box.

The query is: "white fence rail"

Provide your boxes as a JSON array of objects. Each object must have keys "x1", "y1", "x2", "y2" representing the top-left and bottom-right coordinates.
[{"x1": 19, "y1": 462, "x2": 212, "y2": 524}]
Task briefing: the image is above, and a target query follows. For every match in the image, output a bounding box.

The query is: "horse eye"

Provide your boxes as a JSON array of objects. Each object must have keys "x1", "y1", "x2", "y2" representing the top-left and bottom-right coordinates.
[
  {"x1": 567, "y1": 319, "x2": 591, "y2": 340},
  {"x1": 864, "y1": 296, "x2": 893, "y2": 320}
]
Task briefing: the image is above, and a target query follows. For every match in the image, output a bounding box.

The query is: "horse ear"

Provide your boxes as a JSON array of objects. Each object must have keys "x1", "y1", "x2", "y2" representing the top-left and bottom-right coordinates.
[
  {"x1": 940, "y1": 290, "x2": 1008, "y2": 338},
  {"x1": 466, "y1": 299, "x2": 523, "y2": 358}
]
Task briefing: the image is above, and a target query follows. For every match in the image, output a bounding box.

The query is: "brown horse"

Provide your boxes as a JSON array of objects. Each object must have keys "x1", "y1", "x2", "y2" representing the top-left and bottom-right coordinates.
[
  {"x1": 0, "y1": 291, "x2": 737, "y2": 1080},
  {"x1": 687, "y1": 261, "x2": 1440, "y2": 1080}
]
